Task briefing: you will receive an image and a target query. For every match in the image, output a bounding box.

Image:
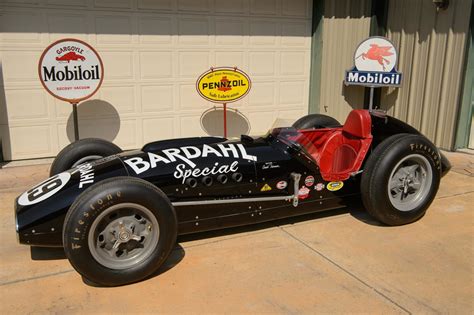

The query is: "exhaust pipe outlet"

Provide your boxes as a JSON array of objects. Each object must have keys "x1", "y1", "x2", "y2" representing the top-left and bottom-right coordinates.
[
  {"x1": 202, "y1": 176, "x2": 213, "y2": 187},
  {"x1": 217, "y1": 174, "x2": 228, "y2": 184},
  {"x1": 232, "y1": 173, "x2": 243, "y2": 183},
  {"x1": 185, "y1": 178, "x2": 197, "y2": 188}
]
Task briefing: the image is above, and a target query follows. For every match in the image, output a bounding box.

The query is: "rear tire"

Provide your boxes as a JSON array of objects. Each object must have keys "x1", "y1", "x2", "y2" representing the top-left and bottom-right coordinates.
[
  {"x1": 63, "y1": 177, "x2": 177, "y2": 286},
  {"x1": 293, "y1": 114, "x2": 341, "y2": 129},
  {"x1": 361, "y1": 134, "x2": 441, "y2": 225},
  {"x1": 50, "y1": 138, "x2": 122, "y2": 176}
]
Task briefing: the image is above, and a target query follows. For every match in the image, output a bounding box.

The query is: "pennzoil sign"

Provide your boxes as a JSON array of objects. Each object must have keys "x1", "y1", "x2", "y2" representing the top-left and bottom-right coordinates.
[
  {"x1": 196, "y1": 67, "x2": 251, "y2": 103},
  {"x1": 38, "y1": 38, "x2": 104, "y2": 103}
]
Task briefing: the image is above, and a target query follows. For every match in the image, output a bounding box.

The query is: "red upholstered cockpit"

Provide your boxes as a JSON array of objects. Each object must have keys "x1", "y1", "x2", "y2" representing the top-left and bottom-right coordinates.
[{"x1": 296, "y1": 110, "x2": 372, "y2": 181}]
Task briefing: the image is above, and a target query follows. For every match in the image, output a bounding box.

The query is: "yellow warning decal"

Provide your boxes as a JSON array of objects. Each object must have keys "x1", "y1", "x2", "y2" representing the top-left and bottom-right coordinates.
[{"x1": 260, "y1": 184, "x2": 272, "y2": 192}]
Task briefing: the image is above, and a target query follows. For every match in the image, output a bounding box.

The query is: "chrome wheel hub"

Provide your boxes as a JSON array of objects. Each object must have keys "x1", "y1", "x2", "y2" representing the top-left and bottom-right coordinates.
[
  {"x1": 388, "y1": 154, "x2": 433, "y2": 212},
  {"x1": 88, "y1": 203, "x2": 159, "y2": 270}
]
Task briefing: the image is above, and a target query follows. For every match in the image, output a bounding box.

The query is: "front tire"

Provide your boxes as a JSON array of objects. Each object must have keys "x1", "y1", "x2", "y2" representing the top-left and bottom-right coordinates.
[
  {"x1": 50, "y1": 138, "x2": 122, "y2": 176},
  {"x1": 63, "y1": 177, "x2": 177, "y2": 286},
  {"x1": 361, "y1": 134, "x2": 441, "y2": 226}
]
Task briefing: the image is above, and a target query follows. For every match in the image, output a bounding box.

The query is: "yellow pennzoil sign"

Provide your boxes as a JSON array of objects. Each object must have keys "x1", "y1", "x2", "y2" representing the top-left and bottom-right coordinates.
[{"x1": 196, "y1": 67, "x2": 251, "y2": 103}]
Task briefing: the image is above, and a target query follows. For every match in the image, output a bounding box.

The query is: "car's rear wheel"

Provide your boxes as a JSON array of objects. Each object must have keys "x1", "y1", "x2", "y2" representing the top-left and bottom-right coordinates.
[
  {"x1": 292, "y1": 114, "x2": 341, "y2": 129},
  {"x1": 50, "y1": 138, "x2": 122, "y2": 176},
  {"x1": 63, "y1": 177, "x2": 177, "y2": 286},
  {"x1": 361, "y1": 134, "x2": 441, "y2": 225}
]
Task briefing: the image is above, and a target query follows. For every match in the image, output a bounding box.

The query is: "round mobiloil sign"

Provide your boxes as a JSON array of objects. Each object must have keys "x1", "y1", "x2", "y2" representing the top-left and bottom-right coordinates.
[
  {"x1": 38, "y1": 38, "x2": 104, "y2": 103},
  {"x1": 196, "y1": 67, "x2": 251, "y2": 103}
]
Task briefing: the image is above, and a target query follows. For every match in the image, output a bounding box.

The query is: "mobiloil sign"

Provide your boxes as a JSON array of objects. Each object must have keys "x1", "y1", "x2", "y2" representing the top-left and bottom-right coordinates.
[{"x1": 345, "y1": 36, "x2": 402, "y2": 87}]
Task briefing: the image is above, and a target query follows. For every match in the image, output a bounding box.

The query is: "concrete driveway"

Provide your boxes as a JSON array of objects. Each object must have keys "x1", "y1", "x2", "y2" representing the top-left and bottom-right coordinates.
[{"x1": 0, "y1": 151, "x2": 472, "y2": 314}]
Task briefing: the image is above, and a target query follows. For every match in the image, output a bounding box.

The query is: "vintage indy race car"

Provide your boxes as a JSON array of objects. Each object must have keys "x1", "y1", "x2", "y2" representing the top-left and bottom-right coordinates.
[{"x1": 15, "y1": 109, "x2": 450, "y2": 286}]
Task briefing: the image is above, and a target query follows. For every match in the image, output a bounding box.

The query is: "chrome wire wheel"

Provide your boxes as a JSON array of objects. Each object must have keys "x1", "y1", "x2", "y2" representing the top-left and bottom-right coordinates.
[
  {"x1": 88, "y1": 203, "x2": 160, "y2": 270},
  {"x1": 388, "y1": 154, "x2": 433, "y2": 212}
]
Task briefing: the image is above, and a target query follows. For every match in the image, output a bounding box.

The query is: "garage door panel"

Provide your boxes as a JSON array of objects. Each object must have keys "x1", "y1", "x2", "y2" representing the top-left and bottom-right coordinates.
[
  {"x1": 179, "y1": 115, "x2": 207, "y2": 137},
  {"x1": 178, "y1": 83, "x2": 208, "y2": 110},
  {"x1": 281, "y1": 22, "x2": 311, "y2": 47},
  {"x1": 247, "y1": 111, "x2": 277, "y2": 134},
  {"x1": 250, "y1": 0, "x2": 279, "y2": 16},
  {"x1": 178, "y1": 0, "x2": 210, "y2": 12},
  {"x1": 249, "y1": 52, "x2": 276, "y2": 76},
  {"x1": 139, "y1": 51, "x2": 174, "y2": 79},
  {"x1": 100, "y1": 51, "x2": 134, "y2": 80},
  {"x1": 138, "y1": 17, "x2": 174, "y2": 44},
  {"x1": 178, "y1": 17, "x2": 211, "y2": 45},
  {"x1": 1, "y1": 11, "x2": 43, "y2": 43},
  {"x1": 99, "y1": 86, "x2": 136, "y2": 115},
  {"x1": 141, "y1": 85, "x2": 175, "y2": 113},
  {"x1": 47, "y1": 0, "x2": 87, "y2": 8},
  {"x1": 47, "y1": 13, "x2": 88, "y2": 40},
  {"x1": 248, "y1": 81, "x2": 276, "y2": 106},
  {"x1": 94, "y1": 0, "x2": 133, "y2": 9},
  {"x1": 137, "y1": 0, "x2": 177, "y2": 11},
  {"x1": 5, "y1": 89, "x2": 50, "y2": 121},
  {"x1": 95, "y1": 15, "x2": 133, "y2": 44},
  {"x1": 215, "y1": 51, "x2": 246, "y2": 68},
  {"x1": 10, "y1": 125, "x2": 54, "y2": 159},
  {"x1": 1, "y1": 2, "x2": 311, "y2": 160},
  {"x1": 282, "y1": 0, "x2": 311, "y2": 18},
  {"x1": 279, "y1": 81, "x2": 305, "y2": 106},
  {"x1": 280, "y1": 51, "x2": 307, "y2": 76},
  {"x1": 250, "y1": 20, "x2": 278, "y2": 46},
  {"x1": 215, "y1": 19, "x2": 247, "y2": 45},
  {"x1": 2, "y1": 51, "x2": 40, "y2": 83},
  {"x1": 178, "y1": 51, "x2": 210, "y2": 77},
  {"x1": 215, "y1": 0, "x2": 248, "y2": 14},
  {"x1": 142, "y1": 116, "x2": 175, "y2": 143}
]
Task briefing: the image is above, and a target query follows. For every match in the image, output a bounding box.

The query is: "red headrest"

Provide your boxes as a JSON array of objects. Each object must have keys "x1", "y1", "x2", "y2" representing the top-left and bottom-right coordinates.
[{"x1": 342, "y1": 110, "x2": 371, "y2": 138}]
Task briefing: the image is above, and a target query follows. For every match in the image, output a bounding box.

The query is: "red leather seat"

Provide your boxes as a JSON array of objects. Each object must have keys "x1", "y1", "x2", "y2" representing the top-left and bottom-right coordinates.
[{"x1": 299, "y1": 110, "x2": 372, "y2": 181}]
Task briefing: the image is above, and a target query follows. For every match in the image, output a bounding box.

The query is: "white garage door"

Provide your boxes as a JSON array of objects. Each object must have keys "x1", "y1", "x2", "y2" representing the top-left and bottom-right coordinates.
[{"x1": 1, "y1": 0, "x2": 312, "y2": 160}]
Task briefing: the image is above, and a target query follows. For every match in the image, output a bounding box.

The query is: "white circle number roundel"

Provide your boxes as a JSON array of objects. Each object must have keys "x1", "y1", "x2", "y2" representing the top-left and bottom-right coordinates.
[
  {"x1": 354, "y1": 37, "x2": 397, "y2": 73},
  {"x1": 38, "y1": 38, "x2": 104, "y2": 102},
  {"x1": 18, "y1": 172, "x2": 71, "y2": 206}
]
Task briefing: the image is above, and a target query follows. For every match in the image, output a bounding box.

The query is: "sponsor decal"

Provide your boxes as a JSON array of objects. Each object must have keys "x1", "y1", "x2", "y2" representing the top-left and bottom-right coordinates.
[
  {"x1": 298, "y1": 186, "x2": 310, "y2": 200},
  {"x1": 123, "y1": 143, "x2": 257, "y2": 184},
  {"x1": 276, "y1": 181, "x2": 287, "y2": 190},
  {"x1": 18, "y1": 172, "x2": 71, "y2": 206},
  {"x1": 345, "y1": 37, "x2": 402, "y2": 87},
  {"x1": 262, "y1": 162, "x2": 280, "y2": 170},
  {"x1": 76, "y1": 163, "x2": 94, "y2": 189},
  {"x1": 304, "y1": 175, "x2": 315, "y2": 187},
  {"x1": 327, "y1": 181, "x2": 344, "y2": 191},
  {"x1": 38, "y1": 38, "x2": 104, "y2": 103},
  {"x1": 315, "y1": 183, "x2": 325, "y2": 191},
  {"x1": 196, "y1": 67, "x2": 251, "y2": 103},
  {"x1": 260, "y1": 184, "x2": 272, "y2": 192}
]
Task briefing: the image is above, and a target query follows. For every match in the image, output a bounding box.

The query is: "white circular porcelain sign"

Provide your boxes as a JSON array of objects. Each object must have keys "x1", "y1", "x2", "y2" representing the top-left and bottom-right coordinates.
[
  {"x1": 38, "y1": 38, "x2": 104, "y2": 103},
  {"x1": 354, "y1": 37, "x2": 397, "y2": 72}
]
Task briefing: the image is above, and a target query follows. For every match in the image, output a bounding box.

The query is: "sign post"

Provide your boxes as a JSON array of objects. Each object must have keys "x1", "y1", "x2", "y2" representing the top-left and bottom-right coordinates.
[
  {"x1": 38, "y1": 38, "x2": 104, "y2": 141},
  {"x1": 196, "y1": 67, "x2": 251, "y2": 138},
  {"x1": 344, "y1": 36, "x2": 402, "y2": 111}
]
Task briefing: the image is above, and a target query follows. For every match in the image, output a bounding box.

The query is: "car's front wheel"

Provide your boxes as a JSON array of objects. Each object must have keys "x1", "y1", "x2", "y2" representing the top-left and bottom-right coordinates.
[
  {"x1": 63, "y1": 177, "x2": 177, "y2": 286},
  {"x1": 361, "y1": 134, "x2": 441, "y2": 226},
  {"x1": 50, "y1": 138, "x2": 122, "y2": 176}
]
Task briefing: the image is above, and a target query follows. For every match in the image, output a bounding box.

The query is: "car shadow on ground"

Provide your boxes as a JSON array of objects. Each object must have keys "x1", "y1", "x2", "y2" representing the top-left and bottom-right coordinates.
[{"x1": 29, "y1": 202, "x2": 383, "y2": 286}]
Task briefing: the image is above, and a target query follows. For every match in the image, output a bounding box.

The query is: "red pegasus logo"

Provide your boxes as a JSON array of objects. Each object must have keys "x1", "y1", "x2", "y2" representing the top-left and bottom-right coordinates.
[
  {"x1": 356, "y1": 44, "x2": 394, "y2": 71},
  {"x1": 56, "y1": 52, "x2": 85, "y2": 63}
]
